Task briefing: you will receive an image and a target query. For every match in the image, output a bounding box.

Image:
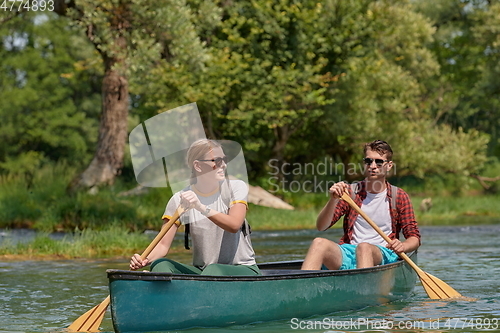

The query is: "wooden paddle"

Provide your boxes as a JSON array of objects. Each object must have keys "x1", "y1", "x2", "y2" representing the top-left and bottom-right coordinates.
[
  {"x1": 67, "y1": 205, "x2": 186, "y2": 332},
  {"x1": 341, "y1": 193, "x2": 463, "y2": 300}
]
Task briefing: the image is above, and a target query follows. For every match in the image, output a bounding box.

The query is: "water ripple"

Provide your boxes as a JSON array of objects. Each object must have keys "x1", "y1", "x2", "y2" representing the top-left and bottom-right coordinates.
[{"x1": 0, "y1": 225, "x2": 499, "y2": 333}]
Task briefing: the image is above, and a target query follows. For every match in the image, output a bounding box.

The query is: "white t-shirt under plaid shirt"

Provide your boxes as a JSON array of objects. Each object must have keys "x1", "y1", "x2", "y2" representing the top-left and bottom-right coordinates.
[{"x1": 162, "y1": 179, "x2": 256, "y2": 269}]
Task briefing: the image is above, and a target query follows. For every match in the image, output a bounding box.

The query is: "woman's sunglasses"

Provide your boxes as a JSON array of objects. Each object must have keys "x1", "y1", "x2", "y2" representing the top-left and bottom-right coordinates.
[
  {"x1": 198, "y1": 156, "x2": 228, "y2": 169},
  {"x1": 363, "y1": 158, "x2": 389, "y2": 167}
]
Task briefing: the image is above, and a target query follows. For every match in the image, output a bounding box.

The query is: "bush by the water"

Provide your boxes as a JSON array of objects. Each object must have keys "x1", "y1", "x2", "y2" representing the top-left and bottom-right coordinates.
[{"x1": 1, "y1": 161, "x2": 500, "y2": 234}]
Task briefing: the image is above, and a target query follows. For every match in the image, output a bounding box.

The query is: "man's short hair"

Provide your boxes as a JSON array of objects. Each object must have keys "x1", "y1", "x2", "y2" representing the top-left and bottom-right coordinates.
[{"x1": 363, "y1": 140, "x2": 393, "y2": 161}]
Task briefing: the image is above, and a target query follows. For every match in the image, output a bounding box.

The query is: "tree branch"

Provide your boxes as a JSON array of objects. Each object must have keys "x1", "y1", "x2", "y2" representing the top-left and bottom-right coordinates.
[
  {"x1": 0, "y1": 11, "x2": 21, "y2": 25},
  {"x1": 53, "y1": 0, "x2": 76, "y2": 15},
  {"x1": 471, "y1": 174, "x2": 500, "y2": 190}
]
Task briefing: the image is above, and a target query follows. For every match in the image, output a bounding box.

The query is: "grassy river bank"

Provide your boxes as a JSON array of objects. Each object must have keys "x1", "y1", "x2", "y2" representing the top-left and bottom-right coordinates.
[
  {"x1": 1, "y1": 163, "x2": 499, "y2": 260},
  {"x1": 1, "y1": 194, "x2": 499, "y2": 260}
]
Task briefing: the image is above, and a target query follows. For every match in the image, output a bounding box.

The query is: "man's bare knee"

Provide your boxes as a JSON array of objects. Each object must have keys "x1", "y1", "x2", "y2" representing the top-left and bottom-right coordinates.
[
  {"x1": 302, "y1": 237, "x2": 341, "y2": 270},
  {"x1": 310, "y1": 237, "x2": 330, "y2": 250},
  {"x1": 316, "y1": 238, "x2": 342, "y2": 269},
  {"x1": 356, "y1": 242, "x2": 373, "y2": 254},
  {"x1": 356, "y1": 242, "x2": 382, "y2": 268}
]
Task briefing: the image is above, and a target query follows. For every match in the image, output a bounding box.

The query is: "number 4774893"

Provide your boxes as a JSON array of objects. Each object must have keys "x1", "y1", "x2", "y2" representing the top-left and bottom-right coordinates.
[{"x1": 1, "y1": 0, "x2": 55, "y2": 11}]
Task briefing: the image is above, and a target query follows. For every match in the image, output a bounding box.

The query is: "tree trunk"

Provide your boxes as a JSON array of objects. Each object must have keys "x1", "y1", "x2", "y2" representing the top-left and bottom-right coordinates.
[
  {"x1": 271, "y1": 125, "x2": 291, "y2": 183},
  {"x1": 69, "y1": 60, "x2": 129, "y2": 192},
  {"x1": 54, "y1": 1, "x2": 131, "y2": 193}
]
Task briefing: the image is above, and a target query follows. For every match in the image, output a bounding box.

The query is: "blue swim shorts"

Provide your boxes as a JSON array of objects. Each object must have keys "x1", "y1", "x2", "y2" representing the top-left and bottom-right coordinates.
[{"x1": 338, "y1": 243, "x2": 399, "y2": 270}]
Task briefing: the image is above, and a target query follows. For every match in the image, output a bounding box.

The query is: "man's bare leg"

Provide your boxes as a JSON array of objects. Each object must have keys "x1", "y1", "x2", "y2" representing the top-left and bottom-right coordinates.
[
  {"x1": 356, "y1": 242, "x2": 383, "y2": 268},
  {"x1": 301, "y1": 237, "x2": 343, "y2": 270}
]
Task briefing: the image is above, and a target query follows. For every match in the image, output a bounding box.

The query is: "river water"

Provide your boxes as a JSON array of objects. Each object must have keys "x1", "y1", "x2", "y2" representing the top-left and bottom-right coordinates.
[{"x1": 1, "y1": 224, "x2": 499, "y2": 333}]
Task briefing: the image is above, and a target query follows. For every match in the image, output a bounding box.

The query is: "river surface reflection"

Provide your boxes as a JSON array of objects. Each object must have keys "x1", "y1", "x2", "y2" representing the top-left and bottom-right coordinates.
[{"x1": 1, "y1": 224, "x2": 499, "y2": 333}]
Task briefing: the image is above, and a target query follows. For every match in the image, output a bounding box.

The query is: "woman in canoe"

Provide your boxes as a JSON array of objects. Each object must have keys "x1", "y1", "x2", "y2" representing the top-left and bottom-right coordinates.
[{"x1": 129, "y1": 139, "x2": 260, "y2": 276}]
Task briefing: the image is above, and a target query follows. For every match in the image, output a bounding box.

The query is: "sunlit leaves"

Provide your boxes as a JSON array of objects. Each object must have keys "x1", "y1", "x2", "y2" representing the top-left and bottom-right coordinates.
[{"x1": 0, "y1": 12, "x2": 99, "y2": 171}]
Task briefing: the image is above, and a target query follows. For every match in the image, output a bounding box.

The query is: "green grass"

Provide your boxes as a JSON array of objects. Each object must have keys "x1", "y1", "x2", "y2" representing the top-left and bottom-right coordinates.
[
  {"x1": 247, "y1": 204, "x2": 322, "y2": 230},
  {"x1": 412, "y1": 195, "x2": 500, "y2": 225},
  {"x1": 3, "y1": 192, "x2": 499, "y2": 260},
  {"x1": 248, "y1": 193, "x2": 500, "y2": 230},
  {"x1": 0, "y1": 162, "x2": 172, "y2": 231},
  {"x1": 0, "y1": 226, "x2": 186, "y2": 259},
  {"x1": 1, "y1": 161, "x2": 500, "y2": 259}
]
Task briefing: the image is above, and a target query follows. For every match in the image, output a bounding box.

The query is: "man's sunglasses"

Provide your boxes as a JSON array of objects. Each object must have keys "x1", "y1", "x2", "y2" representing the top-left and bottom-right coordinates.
[
  {"x1": 363, "y1": 158, "x2": 389, "y2": 167},
  {"x1": 198, "y1": 156, "x2": 228, "y2": 169}
]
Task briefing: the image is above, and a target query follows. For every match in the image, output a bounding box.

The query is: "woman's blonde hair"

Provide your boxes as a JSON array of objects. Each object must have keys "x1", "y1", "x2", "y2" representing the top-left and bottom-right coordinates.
[{"x1": 187, "y1": 139, "x2": 222, "y2": 182}]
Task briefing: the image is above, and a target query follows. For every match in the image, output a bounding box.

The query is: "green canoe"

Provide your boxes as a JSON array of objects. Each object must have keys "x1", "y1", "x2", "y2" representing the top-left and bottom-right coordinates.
[{"x1": 108, "y1": 253, "x2": 417, "y2": 333}]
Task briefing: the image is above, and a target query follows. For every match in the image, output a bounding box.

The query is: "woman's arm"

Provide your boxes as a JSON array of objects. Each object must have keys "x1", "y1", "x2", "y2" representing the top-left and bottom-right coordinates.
[
  {"x1": 199, "y1": 202, "x2": 247, "y2": 233},
  {"x1": 129, "y1": 221, "x2": 179, "y2": 270},
  {"x1": 180, "y1": 189, "x2": 247, "y2": 233}
]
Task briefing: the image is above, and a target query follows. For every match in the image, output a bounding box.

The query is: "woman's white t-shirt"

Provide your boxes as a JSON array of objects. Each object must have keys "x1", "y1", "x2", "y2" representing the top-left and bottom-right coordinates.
[{"x1": 162, "y1": 179, "x2": 256, "y2": 269}]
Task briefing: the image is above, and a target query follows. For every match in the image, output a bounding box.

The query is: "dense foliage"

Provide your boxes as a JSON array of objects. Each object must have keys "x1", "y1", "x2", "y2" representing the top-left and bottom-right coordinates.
[
  {"x1": 0, "y1": 12, "x2": 100, "y2": 176},
  {"x1": 0, "y1": 0, "x2": 499, "y2": 231}
]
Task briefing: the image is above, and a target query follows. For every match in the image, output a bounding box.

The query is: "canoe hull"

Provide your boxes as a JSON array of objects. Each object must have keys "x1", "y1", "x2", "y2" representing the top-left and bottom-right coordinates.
[{"x1": 108, "y1": 254, "x2": 417, "y2": 332}]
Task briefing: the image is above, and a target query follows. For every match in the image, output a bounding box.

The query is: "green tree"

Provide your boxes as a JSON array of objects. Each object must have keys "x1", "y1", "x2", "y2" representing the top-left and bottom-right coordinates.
[
  {"x1": 0, "y1": 12, "x2": 100, "y2": 179},
  {"x1": 132, "y1": 0, "x2": 335, "y2": 178},
  {"x1": 301, "y1": 0, "x2": 489, "y2": 185},
  {"x1": 215, "y1": 1, "x2": 335, "y2": 171},
  {"x1": 135, "y1": 0, "x2": 489, "y2": 185},
  {"x1": 53, "y1": 0, "x2": 220, "y2": 191},
  {"x1": 468, "y1": 2, "x2": 500, "y2": 158},
  {"x1": 414, "y1": 0, "x2": 500, "y2": 157}
]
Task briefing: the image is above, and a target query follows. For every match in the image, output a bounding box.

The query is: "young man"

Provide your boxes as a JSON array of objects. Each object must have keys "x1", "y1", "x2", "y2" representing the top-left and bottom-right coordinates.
[{"x1": 301, "y1": 140, "x2": 420, "y2": 270}]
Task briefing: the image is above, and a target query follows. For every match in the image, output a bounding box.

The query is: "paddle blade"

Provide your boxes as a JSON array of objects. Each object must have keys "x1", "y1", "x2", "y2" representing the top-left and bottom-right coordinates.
[
  {"x1": 417, "y1": 271, "x2": 462, "y2": 300},
  {"x1": 67, "y1": 295, "x2": 110, "y2": 332}
]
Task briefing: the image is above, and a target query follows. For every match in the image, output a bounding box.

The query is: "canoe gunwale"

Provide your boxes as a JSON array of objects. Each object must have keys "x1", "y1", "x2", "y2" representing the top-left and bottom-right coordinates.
[
  {"x1": 108, "y1": 252, "x2": 417, "y2": 332},
  {"x1": 107, "y1": 252, "x2": 415, "y2": 282}
]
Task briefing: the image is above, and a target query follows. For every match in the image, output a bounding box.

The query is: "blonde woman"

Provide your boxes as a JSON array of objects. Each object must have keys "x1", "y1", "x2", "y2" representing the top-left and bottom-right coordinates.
[{"x1": 130, "y1": 139, "x2": 260, "y2": 276}]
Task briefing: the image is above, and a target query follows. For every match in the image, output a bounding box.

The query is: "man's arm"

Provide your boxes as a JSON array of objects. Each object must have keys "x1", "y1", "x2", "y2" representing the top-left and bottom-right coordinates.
[
  {"x1": 390, "y1": 189, "x2": 421, "y2": 254},
  {"x1": 317, "y1": 182, "x2": 350, "y2": 231},
  {"x1": 387, "y1": 236, "x2": 420, "y2": 254},
  {"x1": 316, "y1": 197, "x2": 340, "y2": 231}
]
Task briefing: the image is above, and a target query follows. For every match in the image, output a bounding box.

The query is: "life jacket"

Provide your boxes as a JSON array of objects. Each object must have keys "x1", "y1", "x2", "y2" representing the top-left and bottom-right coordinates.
[{"x1": 184, "y1": 179, "x2": 251, "y2": 250}]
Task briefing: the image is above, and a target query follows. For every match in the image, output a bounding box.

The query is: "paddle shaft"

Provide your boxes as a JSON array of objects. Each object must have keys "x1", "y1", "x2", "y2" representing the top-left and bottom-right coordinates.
[
  {"x1": 341, "y1": 193, "x2": 422, "y2": 273},
  {"x1": 341, "y1": 192, "x2": 464, "y2": 300},
  {"x1": 68, "y1": 205, "x2": 186, "y2": 332},
  {"x1": 140, "y1": 205, "x2": 185, "y2": 261}
]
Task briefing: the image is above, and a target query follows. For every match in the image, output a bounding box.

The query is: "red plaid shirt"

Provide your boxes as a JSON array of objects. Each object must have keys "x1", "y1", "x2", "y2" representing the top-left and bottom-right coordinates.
[{"x1": 330, "y1": 180, "x2": 421, "y2": 245}]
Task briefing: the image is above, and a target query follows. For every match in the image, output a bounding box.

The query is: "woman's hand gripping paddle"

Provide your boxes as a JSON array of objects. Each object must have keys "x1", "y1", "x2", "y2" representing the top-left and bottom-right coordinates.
[
  {"x1": 67, "y1": 205, "x2": 186, "y2": 332},
  {"x1": 341, "y1": 193, "x2": 463, "y2": 300}
]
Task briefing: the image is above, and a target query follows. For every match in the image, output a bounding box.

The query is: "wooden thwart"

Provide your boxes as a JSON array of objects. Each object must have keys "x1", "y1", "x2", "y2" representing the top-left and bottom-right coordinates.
[
  {"x1": 341, "y1": 193, "x2": 463, "y2": 300},
  {"x1": 67, "y1": 206, "x2": 186, "y2": 332}
]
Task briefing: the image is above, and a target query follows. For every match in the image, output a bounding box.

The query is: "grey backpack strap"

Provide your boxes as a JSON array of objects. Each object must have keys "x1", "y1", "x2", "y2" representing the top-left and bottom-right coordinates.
[
  {"x1": 350, "y1": 182, "x2": 359, "y2": 201},
  {"x1": 221, "y1": 179, "x2": 251, "y2": 236},
  {"x1": 390, "y1": 184, "x2": 398, "y2": 214},
  {"x1": 220, "y1": 179, "x2": 233, "y2": 207},
  {"x1": 184, "y1": 223, "x2": 191, "y2": 250},
  {"x1": 181, "y1": 187, "x2": 191, "y2": 250}
]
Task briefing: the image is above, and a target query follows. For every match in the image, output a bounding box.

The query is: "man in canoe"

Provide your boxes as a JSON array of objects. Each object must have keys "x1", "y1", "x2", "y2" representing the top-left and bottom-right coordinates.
[
  {"x1": 301, "y1": 139, "x2": 421, "y2": 270},
  {"x1": 130, "y1": 139, "x2": 260, "y2": 276}
]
